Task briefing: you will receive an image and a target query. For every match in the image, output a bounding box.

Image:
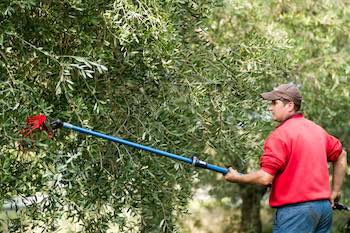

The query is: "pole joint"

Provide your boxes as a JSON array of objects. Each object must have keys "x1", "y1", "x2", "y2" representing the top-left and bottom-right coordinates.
[
  {"x1": 192, "y1": 156, "x2": 208, "y2": 169},
  {"x1": 50, "y1": 119, "x2": 63, "y2": 130}
]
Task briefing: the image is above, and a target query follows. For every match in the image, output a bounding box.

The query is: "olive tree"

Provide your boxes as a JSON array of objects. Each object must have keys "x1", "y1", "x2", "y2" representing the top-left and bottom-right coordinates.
[{"x1": 0, "y1": 0, "x2": 222, "y2": 232}]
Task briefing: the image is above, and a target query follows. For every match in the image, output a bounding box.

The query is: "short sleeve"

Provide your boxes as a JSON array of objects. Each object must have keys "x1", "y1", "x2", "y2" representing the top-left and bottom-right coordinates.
[
  {"x1": 326, "y1": 134, "x2": 343, "y2": 162},
  {"x1": 260, "y1": 134, "x2": 289, "y2": 176}
]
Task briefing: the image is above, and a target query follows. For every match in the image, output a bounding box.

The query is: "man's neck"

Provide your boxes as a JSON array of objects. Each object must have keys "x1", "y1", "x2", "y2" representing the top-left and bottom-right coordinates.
[{"x1": 279, "y1": 111, "x2": 301, "y2": 123}]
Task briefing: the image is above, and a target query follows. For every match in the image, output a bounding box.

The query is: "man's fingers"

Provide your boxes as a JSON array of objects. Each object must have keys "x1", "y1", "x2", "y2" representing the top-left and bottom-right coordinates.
[
  {"x1": 334, "y1": 195, "x2": 341, "y2": 203},
  {"x1": 224, "y1": 167, "x2": 234, "y2": 177}
]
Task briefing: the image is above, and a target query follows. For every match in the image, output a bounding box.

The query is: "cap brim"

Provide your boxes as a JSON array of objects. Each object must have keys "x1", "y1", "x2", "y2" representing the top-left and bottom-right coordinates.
[{"x1": 260, "y1": 91, "x2": 280, "y2": 101}]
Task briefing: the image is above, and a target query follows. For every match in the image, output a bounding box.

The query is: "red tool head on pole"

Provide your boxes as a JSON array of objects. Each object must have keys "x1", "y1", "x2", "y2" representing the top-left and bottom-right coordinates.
[{"x1": 20, "y1": 114, "x2": 54, "y2": 139}]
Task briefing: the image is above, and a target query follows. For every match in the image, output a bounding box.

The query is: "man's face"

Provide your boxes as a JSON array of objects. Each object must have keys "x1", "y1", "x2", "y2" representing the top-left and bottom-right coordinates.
[{"x1": 268, "y1": 100, "x2": 294, "y2": 122}]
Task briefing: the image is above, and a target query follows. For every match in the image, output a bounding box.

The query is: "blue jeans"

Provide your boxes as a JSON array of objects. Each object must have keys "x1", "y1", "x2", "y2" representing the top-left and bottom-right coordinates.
[{"x1": 273, "y1": 200, "x2": 332, "y2": 233}]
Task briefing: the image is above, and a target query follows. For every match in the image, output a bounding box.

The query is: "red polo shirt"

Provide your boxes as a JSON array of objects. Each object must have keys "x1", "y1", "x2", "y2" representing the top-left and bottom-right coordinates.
[{"x1": 260, "y1": 113, "x2": 343, "y2": 207}]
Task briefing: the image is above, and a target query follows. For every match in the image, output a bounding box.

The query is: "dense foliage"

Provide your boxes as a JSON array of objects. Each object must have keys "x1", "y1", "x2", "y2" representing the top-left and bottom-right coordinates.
[
  {"x1": 0, "y1": 0, "x2": 223, "y2": 232},
  {"x1": 1, "y1": 0, "x2": 349, "y2": 232}
]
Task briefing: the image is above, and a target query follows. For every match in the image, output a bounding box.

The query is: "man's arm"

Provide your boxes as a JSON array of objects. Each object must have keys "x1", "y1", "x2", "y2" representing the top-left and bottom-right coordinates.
[
  {"x1": 330, "y1": 150, "x2": 347, "y2": 206},
  {"x1": 224, "y1": 167, "x2": 274, "y2": 186}
]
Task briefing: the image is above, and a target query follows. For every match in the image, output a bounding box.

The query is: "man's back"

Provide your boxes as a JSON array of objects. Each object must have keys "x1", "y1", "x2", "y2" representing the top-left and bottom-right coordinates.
[{"x1": 260, "y1": 114, "x2": 342, "y2": 207}]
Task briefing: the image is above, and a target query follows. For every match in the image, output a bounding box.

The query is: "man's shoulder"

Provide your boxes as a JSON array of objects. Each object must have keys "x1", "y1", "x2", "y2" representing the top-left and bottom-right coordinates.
[
  {"x1": 266, "y1": 128, "x2": 285, "y2": 142},
  {"x1": 275, "y1": 116, "x2": 327, "y2": 138},
  {"x1": 283, "y1": 115, "x2": 322, "y2": 129},
  {"x1": 291, "y1": 116, "x2": 325, "y2": 131}
]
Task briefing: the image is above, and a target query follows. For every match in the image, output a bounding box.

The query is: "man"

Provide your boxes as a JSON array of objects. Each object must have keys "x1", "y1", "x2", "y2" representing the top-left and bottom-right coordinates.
[{"x1": 224, "y1": 83, "x2": 347, "y2": 233}]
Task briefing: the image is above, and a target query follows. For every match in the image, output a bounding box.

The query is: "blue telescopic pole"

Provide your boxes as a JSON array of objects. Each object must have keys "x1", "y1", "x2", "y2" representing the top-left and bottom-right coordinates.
[{"x1": 62, "y1": 122, "x2": 229, "y2": 175}]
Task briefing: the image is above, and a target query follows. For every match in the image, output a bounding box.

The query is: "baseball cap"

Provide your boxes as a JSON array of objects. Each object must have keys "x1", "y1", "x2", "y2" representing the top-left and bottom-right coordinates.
[{"x1": 261, "y1": 83, "x2": 302, "y2": 105}]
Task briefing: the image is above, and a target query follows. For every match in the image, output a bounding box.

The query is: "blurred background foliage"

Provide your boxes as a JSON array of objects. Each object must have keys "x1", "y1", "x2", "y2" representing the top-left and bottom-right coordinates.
[{"x1": 0, "y1": 0, "x2": 349, "y2": 232}]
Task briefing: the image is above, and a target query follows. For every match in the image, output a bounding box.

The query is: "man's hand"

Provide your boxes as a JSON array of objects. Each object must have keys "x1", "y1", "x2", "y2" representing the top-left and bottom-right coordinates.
[
  {"x1": 223, "y1": 168, "x2": 274, "y2": 186},
  {"x1": 330, "y1": 191, "x2": 341, "y2": 207},
  {"x1": 331, "y1": 150, "x2": 347, "y2": 207},
  {"x1": 224, "y1": 167, "x2": 241, "y2": 183}
]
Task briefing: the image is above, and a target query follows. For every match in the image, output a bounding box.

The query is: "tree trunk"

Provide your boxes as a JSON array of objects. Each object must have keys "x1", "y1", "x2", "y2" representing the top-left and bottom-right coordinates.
[
  {"x1": 1, "y1": 221, "x2": 8, "y2": 233},
  {"x1": 239, "y1": 185, "x2": 267, "y2": 233}
]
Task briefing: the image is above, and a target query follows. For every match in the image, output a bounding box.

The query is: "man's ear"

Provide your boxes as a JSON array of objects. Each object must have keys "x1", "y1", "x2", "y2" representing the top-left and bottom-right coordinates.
[{"x1": 288, "y1": 101, "x2": 295, "y2": 112}]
